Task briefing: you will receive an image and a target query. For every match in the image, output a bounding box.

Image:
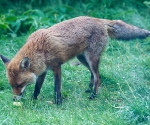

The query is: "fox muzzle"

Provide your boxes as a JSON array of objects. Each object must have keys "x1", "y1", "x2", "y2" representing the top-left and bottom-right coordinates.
[{"x1": 13, "y1": 92, "x2": 23, "y2": 101}]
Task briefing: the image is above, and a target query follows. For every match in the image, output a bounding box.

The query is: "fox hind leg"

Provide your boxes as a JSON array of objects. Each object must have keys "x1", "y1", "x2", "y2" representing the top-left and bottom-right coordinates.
[
  {"x1": 84, "y1": 52, "x2": 100, "y2": 99},
  {"x1": 77, "y1": 54, "x2": 100, "y2": 99},
  {"x1": 77, "y1": 55, "x2": 94, "y2": 93}
]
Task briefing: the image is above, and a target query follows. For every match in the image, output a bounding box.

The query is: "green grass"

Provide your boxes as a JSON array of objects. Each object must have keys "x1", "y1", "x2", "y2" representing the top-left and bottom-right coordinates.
[
  {"x1": 0, "y1": 35, "x2": 150, "y2": 125},
  {"x1": 0, "y1": 0, "x2": 150, "y2": 125}
]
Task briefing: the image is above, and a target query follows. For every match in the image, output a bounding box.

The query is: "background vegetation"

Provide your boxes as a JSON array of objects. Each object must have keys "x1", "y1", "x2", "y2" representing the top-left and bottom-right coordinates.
[{"x1": 0, "y1": 0, "x2": 150, "y2": 125}]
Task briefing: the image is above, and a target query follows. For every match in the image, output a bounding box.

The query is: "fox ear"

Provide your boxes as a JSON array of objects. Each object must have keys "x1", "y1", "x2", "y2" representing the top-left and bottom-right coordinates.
[
  {"x1": 0, "y1": 55, "x2": 10, "y2": 66},
  {"x1": 20, "y1": 57, "x2": 30, "y2": 70}
]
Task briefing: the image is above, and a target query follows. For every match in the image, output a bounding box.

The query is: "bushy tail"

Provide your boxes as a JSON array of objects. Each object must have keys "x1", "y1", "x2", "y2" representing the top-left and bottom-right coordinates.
[{"x1": 100, "y1": 19, "x2": 150, "y2": 40}]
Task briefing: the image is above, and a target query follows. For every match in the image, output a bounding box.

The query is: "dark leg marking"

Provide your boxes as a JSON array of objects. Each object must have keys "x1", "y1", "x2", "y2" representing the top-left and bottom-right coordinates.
[
  {"x1": 32, "y1": 71, "x2": 47, "y2": 99},
  {"x1": 53, "y1": 66, "x2": 62, "y2": 105},
  {"x1": 85, "y1": 72, "x2": 94, "y2": 93}
]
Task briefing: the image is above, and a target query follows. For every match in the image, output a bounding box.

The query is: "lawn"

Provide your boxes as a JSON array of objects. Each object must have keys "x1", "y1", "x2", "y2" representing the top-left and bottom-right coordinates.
[{"x1": 0, "y1": 0, "x2": 150, "y2": 125}]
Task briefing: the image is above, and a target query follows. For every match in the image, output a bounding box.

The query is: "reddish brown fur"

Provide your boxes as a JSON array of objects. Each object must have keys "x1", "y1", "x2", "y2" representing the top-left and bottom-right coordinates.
[{"x1": 1, "y1": 16, "x2": 150, "y2": 103}]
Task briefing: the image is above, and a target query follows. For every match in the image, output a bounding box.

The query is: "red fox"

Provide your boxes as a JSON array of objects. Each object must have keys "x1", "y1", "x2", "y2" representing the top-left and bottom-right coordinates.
[{"x1": 0, "y1": 16, "x2": 150, "y2": 104}]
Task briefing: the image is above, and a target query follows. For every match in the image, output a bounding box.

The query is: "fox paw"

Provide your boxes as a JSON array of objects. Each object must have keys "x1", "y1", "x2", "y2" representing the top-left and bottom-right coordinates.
[
  {"x1": 85, "y1": 86, "x2": 93, "y2": 93},
  {"x1": 88, "y1": 92, "x2": 97, "y2": 100},
  {"x1": 31, "y1": 95, "x2": 38, "y2": 100},
  {"x1": 54, "y1": 99, "x2": 62, "y2": 105},
  {"x1": 85, "y1": 89, "x2": 92, "y2": 93}
]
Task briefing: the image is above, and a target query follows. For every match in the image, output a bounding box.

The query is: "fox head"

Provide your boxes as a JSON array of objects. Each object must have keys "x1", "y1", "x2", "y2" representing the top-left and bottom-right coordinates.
[{"x1": 0, "y1": 55, "x2": 36, "y2": 100}]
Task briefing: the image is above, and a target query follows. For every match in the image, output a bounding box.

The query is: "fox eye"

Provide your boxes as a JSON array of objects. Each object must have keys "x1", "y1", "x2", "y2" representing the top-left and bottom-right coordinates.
[{"x1": 15, "y1": 83, "x2": 24, "y2": 88}]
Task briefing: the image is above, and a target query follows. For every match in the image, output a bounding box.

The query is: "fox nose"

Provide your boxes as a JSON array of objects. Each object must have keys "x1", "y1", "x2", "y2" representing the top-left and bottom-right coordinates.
[
  {"x1": 13, "y1": 92, "x2": 23, "y2": 101},
  {"x1": 13, "y1": 98, "x2": 17, "y2": 101}
]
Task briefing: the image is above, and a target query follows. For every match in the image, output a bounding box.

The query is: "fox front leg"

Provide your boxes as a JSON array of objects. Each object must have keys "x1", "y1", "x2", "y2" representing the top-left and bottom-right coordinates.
[
  {"x1": 32, "y1": 71, "x2": 47, "y2": 99},
  {"x1": 53, "y1": 66, "x2": 62, "y2": 105}
]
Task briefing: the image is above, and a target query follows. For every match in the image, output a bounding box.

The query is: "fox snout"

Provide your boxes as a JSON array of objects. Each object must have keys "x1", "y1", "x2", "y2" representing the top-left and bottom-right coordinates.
[
  {"x1": 12, "y1": 86, "x2": 26, "y2": 100},
  {"x1": 13, "y1": 92, "x2": 23, "y2": 101}
]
